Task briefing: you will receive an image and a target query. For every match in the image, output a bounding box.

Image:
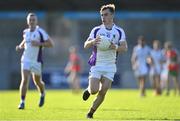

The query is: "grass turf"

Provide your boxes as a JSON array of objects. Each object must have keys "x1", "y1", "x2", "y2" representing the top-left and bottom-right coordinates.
[{"x1": 0, "y1": 89, "x2": 180, "y2": 121}]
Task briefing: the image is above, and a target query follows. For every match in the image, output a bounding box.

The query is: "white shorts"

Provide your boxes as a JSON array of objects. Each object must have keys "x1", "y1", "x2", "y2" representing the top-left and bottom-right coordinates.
[
  {"x1": 89, "y1": 65, "x2": 116, "y2": 81},
  {"x1": 21, "y1": 61, "x2": 42, "y2": 75}
]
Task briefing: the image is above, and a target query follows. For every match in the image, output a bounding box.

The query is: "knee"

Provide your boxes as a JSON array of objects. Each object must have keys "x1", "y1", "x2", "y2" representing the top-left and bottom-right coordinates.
[
  {"x1": 36, "y1": 80, "x2": 44, "y2": 86},
  {"x1": 34, "y1": 81, "x2": 38, "y2": 86},
  {"x1": 89, "y1": 87, "x2": 99, "y2": 95},
  {"x1": 21, "y1": 79, "x2": 28, "y2": 85},
  {"x1": 99, "y1": 88, "x2": 108, "y2": 96}
]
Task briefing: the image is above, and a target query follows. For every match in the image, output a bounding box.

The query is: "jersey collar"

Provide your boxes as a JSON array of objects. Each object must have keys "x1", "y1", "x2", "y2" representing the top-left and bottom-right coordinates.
[
  {"x1": 102, "y1": 24, "x2": 115, "y2": 31},
  {"x1": 29, "y1": 26, "x2": 39, "y2": 32}
]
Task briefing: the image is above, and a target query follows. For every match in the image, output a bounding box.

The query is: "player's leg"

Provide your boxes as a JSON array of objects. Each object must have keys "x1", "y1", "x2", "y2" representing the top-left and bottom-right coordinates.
[
  {"x1": 160, "y1": 69, "x2": 168, "y2": 93},
  {"x1": 31, "y1": 63, "x2": 45, "y2": 107},
  {"x1": 83, "y1": 77, "x2": 100, "y2": 101},
  {"x1": 177, "y1": 75, "x2": 180, "y2": 95},
  {"x1": 18, "y1": 63, "x2": 31, "y2": 109},
  {"x1": 32, "y1": 73, "x2": 45, "y2": 95},
  {"x1": 68, "y1": 71, "x2": 74, "y2": 90},
  {"x1": 88, "y1": 77, "x2": 100, "y2": 94},
  {"x1": 87, "y1": 76, "x2": 112, "y2": 118},
  {"x1": 67, "y1": 71, "x2": 73, "y2": 90},
  {"x1": 74, "y1": 72, "x2": 80, "y2": 93},
  {"x1": 155, "y1": 75, "x2": 161, "y2": 95},
  {"x1": 139, "y1": 76, "x2": 146, "y2": 97},
  {"x1": 70, "y1": 71, "x2": 80, "y2": 93},
  {"x1": 166, "y1": 74, "x2": 170, "y2": 96},
  {"x1": 32, "y1": 73, "x2": 45, "y2": 107},
  {"x1": 83, "y1": 67, "x2": 101, "y2": 101},
  {"x1": 136, "y1": 67, "x2": 147, "y2": 97},
  {"x1": 150, "y1": 75, "x2": 156, "y2": 95},
  {"x1": 172, "y1": 74, "x2": 179, "y2": 95}
]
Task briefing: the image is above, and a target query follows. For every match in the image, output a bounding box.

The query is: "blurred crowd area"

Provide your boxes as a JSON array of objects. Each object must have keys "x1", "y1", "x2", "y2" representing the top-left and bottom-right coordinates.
[{"x1": 0, "y1": 1, "x2": 180, "y2": 89}]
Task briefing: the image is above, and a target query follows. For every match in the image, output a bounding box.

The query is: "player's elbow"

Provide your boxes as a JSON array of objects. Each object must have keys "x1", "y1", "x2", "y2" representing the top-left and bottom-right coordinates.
[
  {"x1": 49, "y1": 41, "x2": 54, "y2": 47},
  {"x1": 84, "y1": 43, "x2": 87, "y2": 49},
  {"x1": 47, "y1": 39, "x2": 54, "y2": 48},
  {"x1": 119, "y1": 41, "x2": 128, "y2": 52},
  {"x1": 118, "y1": 45, "x2": 128, "y2": 53},
  {"x1": 84, "y1": 42, "x2": 89, "y2": 49},
  {"x1": 84, "y1": 44, "x2": 88, "y2": 49},
  {"x1": 124, "y1": 46, "x2": 128, "y2": 52}
]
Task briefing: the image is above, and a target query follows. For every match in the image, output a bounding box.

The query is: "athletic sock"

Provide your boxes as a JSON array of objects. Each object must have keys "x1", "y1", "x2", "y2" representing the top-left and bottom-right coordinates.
[
  {"x1": 21, "y1": 96, "x2": 25, "y2": 103},
  {"x1": 40, "y1": 92, "x2": 45, "y2": 97},
  {"x1": 89, "y1": 108, "x2": 96, "y2": 114}
]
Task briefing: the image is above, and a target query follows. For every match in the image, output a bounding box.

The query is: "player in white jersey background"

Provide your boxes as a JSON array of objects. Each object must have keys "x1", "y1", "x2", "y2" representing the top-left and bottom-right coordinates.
[
  {"x1": 131, "y1": 36, "x2": 151, "y2": 97},
  {"x1": 82, "y1": 4, "x2": 128, "y2": 118},
  {"x1": 148, "y1": 40, "x2": 164, "y2": 95},
  {"x1": 16, "y1": 13, "x2": 54, "y2": 109}
]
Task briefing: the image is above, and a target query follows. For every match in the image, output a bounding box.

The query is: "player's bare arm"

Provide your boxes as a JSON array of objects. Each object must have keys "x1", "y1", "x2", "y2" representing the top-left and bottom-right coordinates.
[
  {"x1": 16, "y1": 40, "x2": 25, "y2": 51},
  {"x1": 131, "y1": 50, "x2": 137, "y2": 70},
  {"x1": 109, "y1": 41, "x2": 128, "y2": 52},
  {"x1": 31, "y1": 37, "x2": 54, "y2": 48},
  {"x1": 84, "y1": 36, "x2": 101, "y2": 49}
]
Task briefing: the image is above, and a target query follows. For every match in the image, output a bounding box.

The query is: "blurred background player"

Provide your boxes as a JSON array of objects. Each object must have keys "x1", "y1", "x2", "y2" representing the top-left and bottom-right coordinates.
[
  {"x1": 148, "y1": 40, "x2": 164, "y2": 95},
  {"x1": 163, "y1": 41, "x2": 180, "y2": 96},
  {"x1": 16, "y1": 13, "x2": 54, "y2": 109},
  {"x1": 82, "y1": 4, "x2": 128, "y2": 118},
  {"x1": 64, "y1": 46, "x2": 82, "y2": 93},
  {"x1": 131, "y1": 36, "x2": 151, "y2": 97}
]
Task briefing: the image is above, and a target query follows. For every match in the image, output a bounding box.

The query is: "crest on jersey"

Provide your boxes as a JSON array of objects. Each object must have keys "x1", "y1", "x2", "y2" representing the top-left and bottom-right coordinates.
[
  {"x1": 113, "y1": 34, "x2": 116, "y2": 39},
  {"x1": 106, "y1": 32, "x2": 111, "y2": 38}
]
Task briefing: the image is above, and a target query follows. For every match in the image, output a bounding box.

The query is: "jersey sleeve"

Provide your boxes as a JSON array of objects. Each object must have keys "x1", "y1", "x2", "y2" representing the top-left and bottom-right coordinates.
[
  {"x1": 23, "y1": 29, "x2": 27, "y2": 39},
  {"x1": 119, "y1": 29, "x2": 126, "y2": 42},
  {"x1": 39, "y1": 28, "x2": 49, "y2": 41},
  {"x1": 118, "y1": 28, "x2": 127, "y2": 48},
  {"x1": 88, "y1": 28, "x2": 95, "y2": 40},
  {"x1": 87, "y1": 26, "x2": 100, "y2": 40}
]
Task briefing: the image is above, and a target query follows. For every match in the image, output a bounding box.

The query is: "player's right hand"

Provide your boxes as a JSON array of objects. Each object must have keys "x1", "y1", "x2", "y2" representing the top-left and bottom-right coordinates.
[
  {"x1": 91, "y1": 36, "x2": 101, "y2": 45},
  {"x1": 132, "y1": 62, "x2": 138, "y2": 70}
]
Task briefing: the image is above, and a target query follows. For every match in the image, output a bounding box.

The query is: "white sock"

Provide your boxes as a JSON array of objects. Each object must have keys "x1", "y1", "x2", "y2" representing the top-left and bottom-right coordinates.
[
  {"x1": 40, "y1": 92, "x2": 45, "y2": 97},
  {"x1": 21, "y1": 100, "x2": 25, "y2": 103}
]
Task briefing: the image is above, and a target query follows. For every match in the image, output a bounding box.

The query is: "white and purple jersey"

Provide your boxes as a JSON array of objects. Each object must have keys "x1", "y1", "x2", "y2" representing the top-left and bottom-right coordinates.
[
  {"x1": 88, "y1": 24, "x2": 126, "y2": 69},
  {"x1": 21, "y1": 26, "x2": 49, "y2": 64}
]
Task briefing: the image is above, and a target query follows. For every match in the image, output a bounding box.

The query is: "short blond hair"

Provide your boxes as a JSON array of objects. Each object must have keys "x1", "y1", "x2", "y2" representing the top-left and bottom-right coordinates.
[
  {"x1": 100, "y1": 4, "x2": 115, "y2": 14},
  {"x1": 26, "y1": 13, "x2": 37, "y2": 20}
]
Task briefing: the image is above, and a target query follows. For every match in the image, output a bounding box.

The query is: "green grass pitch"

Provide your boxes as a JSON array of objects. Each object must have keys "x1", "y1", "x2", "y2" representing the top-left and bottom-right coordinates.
[{"x1": 0, "y1": 89, "x2": 180, "y2": 121}]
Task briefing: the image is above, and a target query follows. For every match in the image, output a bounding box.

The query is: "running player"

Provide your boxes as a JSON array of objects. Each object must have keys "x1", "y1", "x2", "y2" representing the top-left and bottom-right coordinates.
[
  {"x1": 148, "y1": 40, "x2": 164, "y2": 95},
  {"x1": 131, "y1": 36, "x2": 151, "y2": 97},
  {"x1": 82, "y1": 4, "x2": 128, "y2": 118},
  {"x1": 16, "y1": 13, "x2": 53, "y2": 109},
  {"x1": 163, "y1": 41, "x2": 180, "y2": 96}
]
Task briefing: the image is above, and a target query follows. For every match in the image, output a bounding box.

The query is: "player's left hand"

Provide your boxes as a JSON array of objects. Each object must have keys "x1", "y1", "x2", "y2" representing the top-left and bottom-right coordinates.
[
  {"x1": 109, "y1": 42, "x2": 118, "y2": 50},
  {"x1": 31, "y1": 41, "x2": 41, "y2": 47}
]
